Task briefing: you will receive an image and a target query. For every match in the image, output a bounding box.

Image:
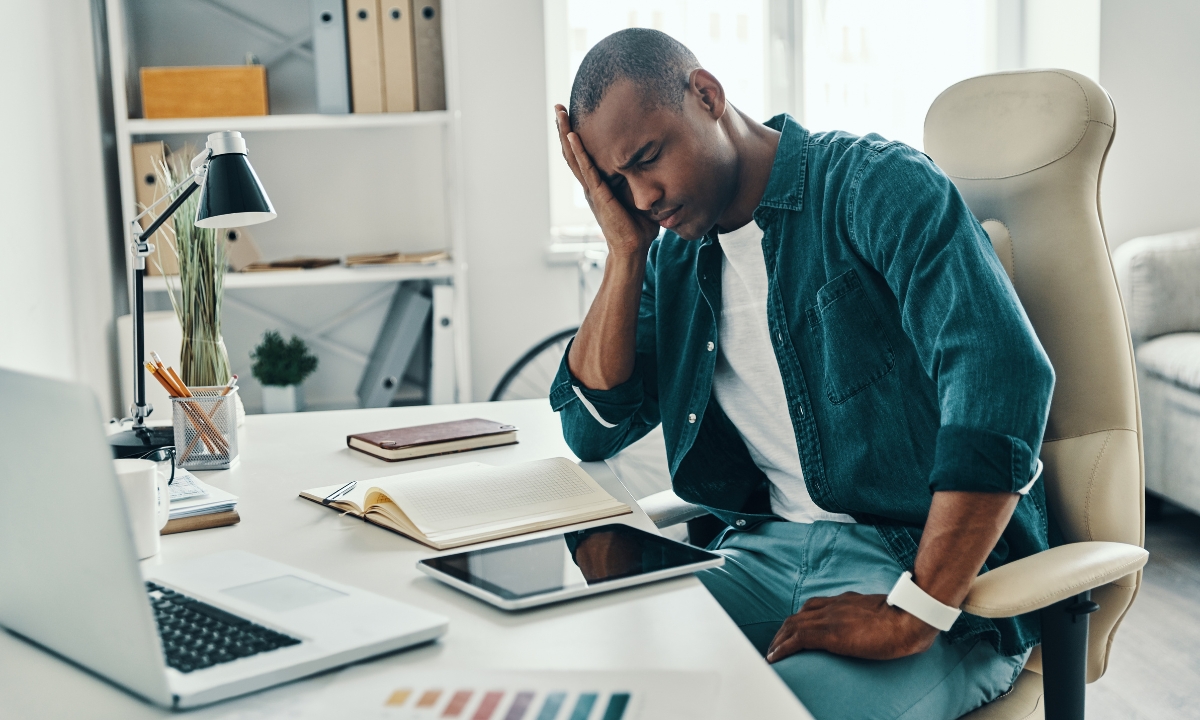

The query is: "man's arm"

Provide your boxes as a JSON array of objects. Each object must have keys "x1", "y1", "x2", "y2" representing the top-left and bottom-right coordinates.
[
  {"x1": 553, "y1": 106, "x2": 660, "y2": 390},
  {"x1": 768, "y1": 143, "x2": 1054, "y2": 662},
  {"x1": 548, "y1": 106, "x2": 663, "y2": 461},
  {"x1": 766, "y1": 491, "x2": 1018, "y2": 661}
]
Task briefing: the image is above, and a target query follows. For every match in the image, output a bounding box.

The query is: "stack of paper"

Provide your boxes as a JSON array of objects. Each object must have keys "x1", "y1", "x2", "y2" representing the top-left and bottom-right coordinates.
[{"x1": 169, "y1": 470, "x2": 237, "y2": 519}]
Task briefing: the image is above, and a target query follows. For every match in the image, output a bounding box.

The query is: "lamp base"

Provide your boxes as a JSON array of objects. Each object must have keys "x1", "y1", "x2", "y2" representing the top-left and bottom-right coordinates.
[{"x1": 109, "y1": 425, "x2": 175, "y2": 459}]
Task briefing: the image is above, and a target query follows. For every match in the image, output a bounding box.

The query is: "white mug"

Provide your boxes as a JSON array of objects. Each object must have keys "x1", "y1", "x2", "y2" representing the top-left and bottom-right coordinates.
[{"x1": 113, "y1": 458, "x2": 171, "y2": 559}]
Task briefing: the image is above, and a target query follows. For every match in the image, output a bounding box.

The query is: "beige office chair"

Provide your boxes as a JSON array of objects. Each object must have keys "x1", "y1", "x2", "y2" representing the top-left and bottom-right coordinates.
[
  {"x1": 638, "y1": 69, "x2": 1149, "y2": 720},
  {"x1": 924, "y1": 69, "x2": 1147, "y2": 720}
]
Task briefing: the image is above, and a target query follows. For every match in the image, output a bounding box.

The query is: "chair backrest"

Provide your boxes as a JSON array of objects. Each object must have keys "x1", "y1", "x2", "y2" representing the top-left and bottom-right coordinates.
[{"x1": 924, "y1": 70, "x2": 1144, "y2": 683}]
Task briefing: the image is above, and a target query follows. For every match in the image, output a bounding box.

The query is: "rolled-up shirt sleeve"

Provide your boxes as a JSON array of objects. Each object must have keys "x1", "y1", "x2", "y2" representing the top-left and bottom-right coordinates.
[{"x1": 847, "y1": 143, "x2": 1055, "y2": 495}]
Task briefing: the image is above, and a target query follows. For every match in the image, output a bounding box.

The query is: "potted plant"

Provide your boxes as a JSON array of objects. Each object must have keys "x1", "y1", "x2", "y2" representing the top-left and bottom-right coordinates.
[{"x1": 250, "y1": 331, "x2": 319, "y2": 414}]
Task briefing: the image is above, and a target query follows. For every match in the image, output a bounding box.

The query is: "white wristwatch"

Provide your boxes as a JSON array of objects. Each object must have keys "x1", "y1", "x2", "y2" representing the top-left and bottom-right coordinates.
[{"x1": 886, "y1": 571, "x2": 962, "y2": 632}]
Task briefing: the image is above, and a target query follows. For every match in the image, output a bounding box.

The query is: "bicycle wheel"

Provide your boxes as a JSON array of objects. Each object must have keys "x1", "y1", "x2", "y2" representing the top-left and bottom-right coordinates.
[{"x1": 489, "y1": 327, "x2": 579, "y2": 401}]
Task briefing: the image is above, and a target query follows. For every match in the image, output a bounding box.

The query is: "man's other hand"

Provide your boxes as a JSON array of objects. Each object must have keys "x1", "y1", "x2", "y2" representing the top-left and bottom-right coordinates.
[
  {"x1": 765, "y1": 592, "x2": 939, "y2": 663},
  {"x1": 555, "y1": 104, "x2": 660, "y2": 259}
]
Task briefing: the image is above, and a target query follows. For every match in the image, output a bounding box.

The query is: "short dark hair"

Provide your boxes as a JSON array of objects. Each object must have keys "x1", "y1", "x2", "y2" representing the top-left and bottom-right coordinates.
[{"x1": 569, "y1": 28, "x2": 700, "y2": 126}]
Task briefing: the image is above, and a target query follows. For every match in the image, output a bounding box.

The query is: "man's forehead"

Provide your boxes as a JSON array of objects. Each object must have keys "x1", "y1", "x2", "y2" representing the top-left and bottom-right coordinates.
[{"x1": 576, "y1": 80, "x2": 669, "y2": 172}]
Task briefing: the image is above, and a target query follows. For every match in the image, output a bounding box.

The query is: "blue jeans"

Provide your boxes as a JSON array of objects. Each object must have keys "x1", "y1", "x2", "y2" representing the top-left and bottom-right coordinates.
[{"x1": 697, "y1": 521, "x2": 1026, "y2": 720}]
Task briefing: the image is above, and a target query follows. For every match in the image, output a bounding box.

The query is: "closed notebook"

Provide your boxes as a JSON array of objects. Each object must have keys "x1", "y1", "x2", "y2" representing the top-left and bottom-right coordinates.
[
  {"x1": 347, "y1": 417, "x2": 517, "y2": 461},
  {"x1": 299, "y1": 458, "x2": 631, "y2": 549}
]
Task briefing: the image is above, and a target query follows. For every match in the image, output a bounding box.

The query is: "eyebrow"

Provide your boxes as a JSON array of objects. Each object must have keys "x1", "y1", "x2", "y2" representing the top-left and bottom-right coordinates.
[{"x1": 617, "y1": 142, "x2": 656, "y2": 171}]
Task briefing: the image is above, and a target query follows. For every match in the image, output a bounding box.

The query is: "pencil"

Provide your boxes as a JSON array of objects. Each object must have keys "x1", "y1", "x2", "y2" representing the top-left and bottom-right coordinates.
[{"x1": 146, "y1": 358, "x2": 227, "y2": 454}]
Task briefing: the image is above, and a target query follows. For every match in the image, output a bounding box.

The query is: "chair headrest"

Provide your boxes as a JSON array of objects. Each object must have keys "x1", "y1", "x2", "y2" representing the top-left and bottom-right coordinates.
[{"x1": 924, "y1": 69, "x2": 1115, "y2": 180}]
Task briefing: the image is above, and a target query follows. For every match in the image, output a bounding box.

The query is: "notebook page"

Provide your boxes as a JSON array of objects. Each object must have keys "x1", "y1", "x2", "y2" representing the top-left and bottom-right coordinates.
[{"x1": 373, "y1": 458, "x2": 625, "y2": 534}]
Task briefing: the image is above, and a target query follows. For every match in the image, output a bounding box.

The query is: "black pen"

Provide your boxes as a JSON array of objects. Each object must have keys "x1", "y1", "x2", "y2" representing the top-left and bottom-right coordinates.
[{"x1": 322, "y1": 481, "x2": 357, "y2": 506}]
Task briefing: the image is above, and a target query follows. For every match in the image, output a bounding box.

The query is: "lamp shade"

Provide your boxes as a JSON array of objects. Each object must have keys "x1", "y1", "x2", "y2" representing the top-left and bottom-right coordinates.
[{"x1": 194, "y1": 152, "x2": 276, "y2": 229}]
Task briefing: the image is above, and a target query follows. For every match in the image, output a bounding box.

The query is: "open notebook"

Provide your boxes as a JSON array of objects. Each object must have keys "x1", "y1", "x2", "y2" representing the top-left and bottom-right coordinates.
[{"x1": 299, "y1": 458, "x2": 632, "y2": 550}]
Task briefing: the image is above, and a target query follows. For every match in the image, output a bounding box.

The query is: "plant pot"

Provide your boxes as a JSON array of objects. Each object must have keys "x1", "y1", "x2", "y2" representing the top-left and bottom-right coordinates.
[{"x1": 261, "y1": 384, "x2": 302, "y2": 414}]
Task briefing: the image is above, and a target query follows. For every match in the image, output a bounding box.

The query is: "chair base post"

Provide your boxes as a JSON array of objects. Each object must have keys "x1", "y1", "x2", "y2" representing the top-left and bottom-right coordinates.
[{"x1": 1040, "y1": 590, "x2": 1099, "y2": 720}]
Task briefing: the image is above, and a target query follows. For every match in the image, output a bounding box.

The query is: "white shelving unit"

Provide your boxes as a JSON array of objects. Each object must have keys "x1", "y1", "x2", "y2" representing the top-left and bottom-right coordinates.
[
  {"x1": 142, "y1": 261, "x2": 457, "y2": 292},
  {"x1": 125, "y1": 110, "x2": 451, "y2": 135},
  {"x1": 103, "y1": 0, "x2": 472, "y2": 408}
]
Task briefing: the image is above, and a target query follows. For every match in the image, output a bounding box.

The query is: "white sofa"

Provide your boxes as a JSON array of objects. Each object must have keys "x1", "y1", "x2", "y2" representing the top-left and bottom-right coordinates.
[{"x1": 1114, "y1": 228, "x2": 1200, "y2": 515}]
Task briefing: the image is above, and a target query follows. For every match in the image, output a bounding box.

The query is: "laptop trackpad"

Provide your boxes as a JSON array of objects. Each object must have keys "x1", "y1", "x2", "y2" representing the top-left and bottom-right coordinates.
[{"x1": 222, "y1": 575, "x2": 347, "y2": 613}]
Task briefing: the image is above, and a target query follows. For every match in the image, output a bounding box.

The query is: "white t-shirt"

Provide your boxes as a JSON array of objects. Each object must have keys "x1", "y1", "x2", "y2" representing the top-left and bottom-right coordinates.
[{"x1": 711, "y1": 220, "x2": 855, "y2": 525}]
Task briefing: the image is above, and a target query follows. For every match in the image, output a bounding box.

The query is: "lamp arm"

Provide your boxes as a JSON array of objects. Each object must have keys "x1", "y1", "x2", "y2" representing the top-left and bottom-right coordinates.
[
  {"x1": 130, "y1": 171, "x2": 199, "y2": 226},
  {"x1": 126, "y1": 175, "x2": 201, "y2": 428},
  {"x1": 136, "y1": 180, "x2": 200, "y2": 244}
]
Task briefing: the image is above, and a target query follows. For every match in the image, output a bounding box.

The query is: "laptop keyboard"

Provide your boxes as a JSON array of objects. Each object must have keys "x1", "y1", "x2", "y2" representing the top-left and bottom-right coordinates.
[{"x1": 145, "y1": 581, "x2": 301, "y2": 674}]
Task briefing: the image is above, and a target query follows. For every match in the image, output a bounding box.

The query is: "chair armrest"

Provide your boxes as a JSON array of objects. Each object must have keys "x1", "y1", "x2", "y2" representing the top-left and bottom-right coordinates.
[
  {"x1": 638, "y1": 489, "x2": 709, "y2": 528},
  {"x1": 961, "y1": 542, "x2": 1148, "y2": 619}
]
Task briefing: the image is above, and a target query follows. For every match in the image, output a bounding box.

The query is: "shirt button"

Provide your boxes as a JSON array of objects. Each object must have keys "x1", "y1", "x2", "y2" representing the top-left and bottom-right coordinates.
[
  {"x1": 706, "y1": 341, "x2": 715, "y2": 351},
  {"x1": 687, "y1": 413, "x2": 697, "y2": 423},
  {"x1": 735, "y1": 519, "x2": 746, "y2": 527},
  {"x1": 776, "y1": 332, "x2": 784, "y2": 344}
]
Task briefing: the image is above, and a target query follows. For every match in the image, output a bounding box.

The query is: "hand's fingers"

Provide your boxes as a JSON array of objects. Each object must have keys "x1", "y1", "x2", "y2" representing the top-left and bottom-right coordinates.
[
  {"x1": 554, "y1": 109, "x2": 585, "y2": 184},
  {"x1": 567, "y1": 132, "x2": 606, "y2": 194},
  {"x1": 766, "y1": 623, "x2": 807, "y2": 663}
]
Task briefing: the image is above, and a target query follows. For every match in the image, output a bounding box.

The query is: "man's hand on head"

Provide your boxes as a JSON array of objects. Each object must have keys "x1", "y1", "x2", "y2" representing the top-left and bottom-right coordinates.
[
  {"x1": 554, "y1": 104, "x2": 660, "y2": 259},
  {"x1": 765, "y1": 592, "x2": 939, "y2": 663}
]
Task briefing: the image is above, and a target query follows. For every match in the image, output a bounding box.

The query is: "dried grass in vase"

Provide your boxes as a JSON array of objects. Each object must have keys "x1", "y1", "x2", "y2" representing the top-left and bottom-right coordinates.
[{"x1": 156, "y1": 149, "x2": 232, "y2": 388}]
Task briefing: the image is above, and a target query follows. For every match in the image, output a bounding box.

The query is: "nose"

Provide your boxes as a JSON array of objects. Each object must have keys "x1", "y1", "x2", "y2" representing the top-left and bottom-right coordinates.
[{"x1": 626, "y1": 176, "x2": 663, "y2": 214}]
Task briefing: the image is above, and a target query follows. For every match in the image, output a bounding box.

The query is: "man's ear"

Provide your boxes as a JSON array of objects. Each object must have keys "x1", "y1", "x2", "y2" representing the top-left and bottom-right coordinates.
[{"x1": 690, "y1": 69, "x2": 726, "y2": 121}]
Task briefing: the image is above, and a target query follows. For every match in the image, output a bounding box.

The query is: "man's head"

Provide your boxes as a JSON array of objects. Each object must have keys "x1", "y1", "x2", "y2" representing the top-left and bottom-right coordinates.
[{"x1": 568, "y1": 29, "x2": 742, "y2": 240}]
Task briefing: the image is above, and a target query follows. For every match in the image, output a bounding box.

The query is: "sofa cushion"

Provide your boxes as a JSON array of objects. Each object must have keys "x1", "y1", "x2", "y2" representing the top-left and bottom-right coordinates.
[
  {"x1": 1137, "y1": 333, "x2": 1200, "y2": 392},
  {"x1": 1113, "y1": 229, "x2": 1200, "y2": 345}
]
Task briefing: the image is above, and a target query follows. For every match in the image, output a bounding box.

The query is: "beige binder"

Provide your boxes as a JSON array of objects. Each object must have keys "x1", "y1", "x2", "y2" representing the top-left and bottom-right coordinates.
[
  {"x1": 411, "y1": 0, "x2": 446, "y2": 111},
  {"x1": 219, "y1": 227, "x2": 264, "y2": 272},
  {"x1": 345, "y1": 0, "x2": 384, "y2": 113},
  {"x1": 380, "y1": 3, "x2": 417, "y2": 112},
  {"x1": 131, "y1": 141, "x2": 179, "y2": 276}
]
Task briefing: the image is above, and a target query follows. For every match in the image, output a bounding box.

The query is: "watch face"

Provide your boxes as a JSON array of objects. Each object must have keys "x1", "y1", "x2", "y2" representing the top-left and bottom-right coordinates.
[{"x1": 421, "y1": 523, "x2": 719, "y2": 601}]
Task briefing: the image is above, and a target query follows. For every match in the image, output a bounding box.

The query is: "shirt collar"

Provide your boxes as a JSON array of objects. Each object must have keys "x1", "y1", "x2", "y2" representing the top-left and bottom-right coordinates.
[
  {"x1": 701, "y1": 113, "x2": 809, "y2": 247},
  {"x1": 757, "y1": 113, "x2": 809, "y2": 213}
]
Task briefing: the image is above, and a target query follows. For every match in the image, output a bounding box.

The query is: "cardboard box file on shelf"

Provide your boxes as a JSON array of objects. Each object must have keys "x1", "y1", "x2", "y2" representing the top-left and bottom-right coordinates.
[{"x1": 140, "y1": 66, "x2": 269, "y2": 119}]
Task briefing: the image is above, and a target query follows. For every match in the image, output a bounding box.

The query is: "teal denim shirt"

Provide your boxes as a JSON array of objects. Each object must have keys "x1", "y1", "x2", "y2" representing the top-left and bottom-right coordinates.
[{"x1": 550, "y1": 114, "x2": 1055, "y2": 657}]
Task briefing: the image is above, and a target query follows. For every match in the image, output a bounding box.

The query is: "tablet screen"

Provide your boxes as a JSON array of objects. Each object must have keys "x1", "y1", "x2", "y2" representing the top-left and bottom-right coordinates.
[{"x1": 420, "y1": 524, "x2": 720, "y2": 601}]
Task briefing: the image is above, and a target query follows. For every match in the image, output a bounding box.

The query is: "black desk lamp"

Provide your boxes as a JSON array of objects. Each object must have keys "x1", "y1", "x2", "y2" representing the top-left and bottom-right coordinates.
[{"x1": 110, "y1": 131, "x2": 276, "y2": 458}]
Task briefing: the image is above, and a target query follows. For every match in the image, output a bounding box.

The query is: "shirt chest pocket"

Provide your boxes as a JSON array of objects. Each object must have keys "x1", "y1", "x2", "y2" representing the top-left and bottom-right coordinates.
[{"x1": 805, "y1": 269, "x2": 896, "y2": 404}]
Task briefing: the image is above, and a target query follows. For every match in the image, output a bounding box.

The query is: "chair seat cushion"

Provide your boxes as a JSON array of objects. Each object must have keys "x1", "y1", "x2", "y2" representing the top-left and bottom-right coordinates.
[{"x1": 1137, "y1": 332, "x2": 1200, "y2": 392}]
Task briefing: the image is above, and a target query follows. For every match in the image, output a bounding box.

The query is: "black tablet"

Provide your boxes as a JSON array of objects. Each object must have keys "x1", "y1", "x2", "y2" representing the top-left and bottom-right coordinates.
[{"x1": 416, "y1": 523, "x2": 723, "y2": 610}]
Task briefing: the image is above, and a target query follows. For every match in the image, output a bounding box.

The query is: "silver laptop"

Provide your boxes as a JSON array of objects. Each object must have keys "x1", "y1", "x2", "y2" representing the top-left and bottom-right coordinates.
[{"x1": 0, "y1": 368, "x2": 448, "y2": 709}]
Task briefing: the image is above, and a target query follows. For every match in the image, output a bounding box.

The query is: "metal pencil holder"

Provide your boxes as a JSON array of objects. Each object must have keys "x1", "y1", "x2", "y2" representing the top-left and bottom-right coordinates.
[{"x1": 172, "y1": 386, "x2": 239, "y2": 470}]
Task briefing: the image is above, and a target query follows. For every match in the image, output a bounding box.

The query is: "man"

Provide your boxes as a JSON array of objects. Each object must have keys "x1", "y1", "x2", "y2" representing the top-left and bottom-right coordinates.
[{"x1": 549, "y1": 28, "x2": 1054, "y2": 720}]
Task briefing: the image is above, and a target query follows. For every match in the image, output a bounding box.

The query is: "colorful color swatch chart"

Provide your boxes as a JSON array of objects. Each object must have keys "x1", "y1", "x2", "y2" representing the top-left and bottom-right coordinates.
[
  {"x1": 200, "y1": 669, "x2": 717, "y2": 720},
  {"x1": 377, "y1": 685, "x2": 634, "y2": 720}
]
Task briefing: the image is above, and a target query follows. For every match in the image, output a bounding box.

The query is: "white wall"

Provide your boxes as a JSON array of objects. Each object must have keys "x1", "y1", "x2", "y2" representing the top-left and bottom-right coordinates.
[
  {"x1": 1024, "y1": 0, "x2": 1101, "y2": 80},
  {"x1": 452, "y1": 0, "x2": 579, "y2": 400},
  {"x1": 1099, "y1": 0, "x2": 1200, "y2": 246},
  {"x1": 0, "y1": 0, "x2": 116, "y2": 412}
]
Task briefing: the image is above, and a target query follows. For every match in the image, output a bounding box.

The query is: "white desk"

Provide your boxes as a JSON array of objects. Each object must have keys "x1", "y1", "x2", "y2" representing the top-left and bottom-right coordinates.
[{"x1": 0, "y1": 400, "x2": 809, "y2": 719}]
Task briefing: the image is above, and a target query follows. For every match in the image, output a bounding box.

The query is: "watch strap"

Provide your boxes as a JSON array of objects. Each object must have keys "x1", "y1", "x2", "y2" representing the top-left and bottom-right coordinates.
[{"x1": 885, "y1": 571, "x2": 962, "y2": 632}]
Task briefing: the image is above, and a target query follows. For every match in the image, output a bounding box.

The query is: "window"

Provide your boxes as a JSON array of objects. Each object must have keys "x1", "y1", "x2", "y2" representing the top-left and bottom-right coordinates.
[
  {"x1": 799, "y1": 0, "x2": 993, "y2": 150},
  {"x1": 544, "y1": 0, "x2": 1032, "y2": 241}
]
